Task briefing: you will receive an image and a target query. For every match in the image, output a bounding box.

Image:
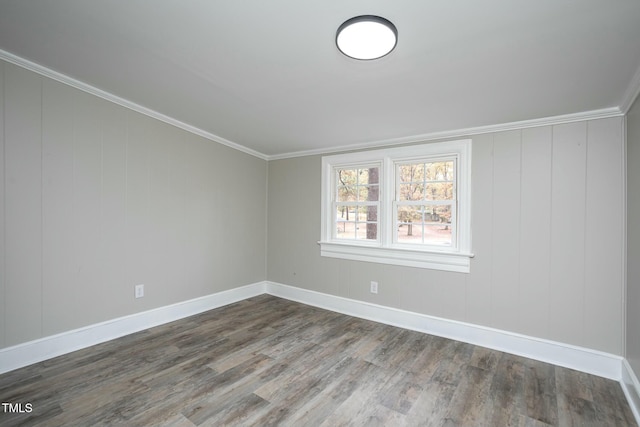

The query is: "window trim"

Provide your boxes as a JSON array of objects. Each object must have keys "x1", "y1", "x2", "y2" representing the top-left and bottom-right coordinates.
[
  {"x1": 392, "y1": 155, "x2": 457, "y2": 249},
  {"x1": 332, "y1": 162, "x2": 382, "y2": 243},
  {"x1": 319, "y1": 139, "x2": 473, "y2": 273}
]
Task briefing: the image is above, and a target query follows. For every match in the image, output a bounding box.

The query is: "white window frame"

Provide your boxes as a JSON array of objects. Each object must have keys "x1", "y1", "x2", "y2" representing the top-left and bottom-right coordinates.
[
  {"x1": 320, "y1": 139, "x2": 473, "y2": 273},
  {"x1": 331, "y1": 162, "x2": 382, "y2": 244}
]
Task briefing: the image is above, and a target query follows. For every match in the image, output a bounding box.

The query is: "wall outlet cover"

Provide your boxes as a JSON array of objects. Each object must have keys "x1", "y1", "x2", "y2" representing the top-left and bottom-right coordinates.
[{"x1": 135, "y1": 284, "x2": 144, "y2": 299}]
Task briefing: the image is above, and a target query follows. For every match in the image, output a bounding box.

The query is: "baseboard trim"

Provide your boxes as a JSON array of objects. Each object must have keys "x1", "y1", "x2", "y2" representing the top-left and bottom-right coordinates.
[
  {"x1": 622, "y1": 359, "x2": 640, "y2": 423},
  {"x1": 2, "y1": 280, "x2": 637, "y2": 423},
  {"x1": 0, "y1": 280, "x2": 631, "y2": 396},
  {"x1": 0, "y1": 282, "x2": 266, "y2": 375},
  {"x1": 265, "y1": 281, "x2": 623, "y2": 381}
]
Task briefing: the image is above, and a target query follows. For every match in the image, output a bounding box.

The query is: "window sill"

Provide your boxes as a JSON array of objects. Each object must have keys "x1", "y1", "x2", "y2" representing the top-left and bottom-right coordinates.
[{"x1": 318, "y1": 241, "x2": 473, "y2": 273}]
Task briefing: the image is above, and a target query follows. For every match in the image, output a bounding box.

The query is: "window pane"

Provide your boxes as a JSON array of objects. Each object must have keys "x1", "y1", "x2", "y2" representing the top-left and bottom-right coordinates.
[
  {"x1": 399, "y1": 183, "x2": 424, "y2": 201},
  {"x1": 356, "y1": 205, "x2": 369, "y2": 218},
  {"x1": 398, "y1": 160, "x2": 454, "y2": 202},
  {"x1": 356, "y1": 222, "x2": 378, "y2": 240},
  {"x1": 399, "y1": 163, "x2": 424, "y2": 183},
  {"x1": 358, "y1": 185, "x2": 379, "y2": 202},
  {"x1": 397, "y1": 221, "x2": 453, "y2": 245},
  {"x1": 423, "y1": 224, "x2": 452, "y2": 246},
  {"x1": 397, "y1": 220, "x2": 424, "y2": 243},
  {"x1": 425, "y1": 161, "x2": 454, "y2": 181},
  {"x1": 337, "y1": 185, "x2": 356, "y2": 202},
  {"x1": 397, "y1": 204, "x2": 453, "y2": 245},
  {"x1": 426, "y1": 204, "x2": 452, "y2": 224},
  {"x1": 362, "y1": 205, "x2": 378, "y2": 240},
  {"x1": 337, "y1": 169, "x2": 357, "y2": 186},
  {"x1": 359, "y1": 168, "x2": 370, "y2": 184},
  {"x1": 425, "y1": 182, "x2": 454, "y2": 200},
  {"x1": 336, "y1": 220, "x2": 356, "y2": 239},
  {"x1": 335, "y1": 205, "x2": 377, "y2": 240},
  {"x1": 336, "y1": 205, "x2": 356, "y2": 239},
  {"x1": 336, "y1": 205, "x2": 344, "y2": 220},
  {"x1": 397, "y1": 205, "x2": 423, "y2": 224},
  {"x1": 336, "y1": 206, "x2": 357, "y2": 222},
  {"x1": 359, "y1": 167, "x2": 380, "y2": 185},
  {"x1": 336, "y1": 167, "x2": 379, "y2": 203},
  {"x1": 366, "y1": 205, "x2": 378, "y2": 222}
]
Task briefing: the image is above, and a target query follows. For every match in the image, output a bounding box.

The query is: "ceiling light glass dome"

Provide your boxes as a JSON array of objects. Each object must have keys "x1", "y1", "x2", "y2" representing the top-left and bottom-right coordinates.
[{"x1": 336, "y1": 15, "x2": 398, "y2": 60}]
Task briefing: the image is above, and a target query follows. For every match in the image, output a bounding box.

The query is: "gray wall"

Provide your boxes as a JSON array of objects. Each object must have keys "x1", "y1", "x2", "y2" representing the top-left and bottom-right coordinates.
[
  {"x1": 268, "y1": 118, "x2": 626, "y2": 355},
  {"x1": 0, "y1": 60, "x2": 267, "y2": 349},
  {"x1": 0, "y1": 56, "x2": 630, "y2": 359},
  {"x1": 628, "y1": 96, "x2": 640, "y2": 372}
]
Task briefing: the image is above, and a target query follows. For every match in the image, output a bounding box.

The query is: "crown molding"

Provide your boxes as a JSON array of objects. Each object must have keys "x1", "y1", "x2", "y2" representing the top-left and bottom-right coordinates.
[
  {"x1": 267, "y1": 107, "x2": 624, "y2": 160},
  {"x1": 0, "y1": 49, "x2": 269, "y2": 161},
  {"x1": 1, "y1": 48, "x2": 631, "y2": 163},
  {"x1": 621, "y1": 61, "x2": 640, "y2": 114}
]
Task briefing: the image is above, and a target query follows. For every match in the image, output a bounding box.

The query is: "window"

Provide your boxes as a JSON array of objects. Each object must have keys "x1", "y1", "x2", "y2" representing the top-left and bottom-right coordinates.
[
  {"x1": 395, "y1": 159, "x2": 455, "y2": 247},
  {"x1": 320, "y1": 140, "x2": 472, "y2": 272},
  {"x1": 334, "y1": 165, "x2": 380, "y2": 241}
]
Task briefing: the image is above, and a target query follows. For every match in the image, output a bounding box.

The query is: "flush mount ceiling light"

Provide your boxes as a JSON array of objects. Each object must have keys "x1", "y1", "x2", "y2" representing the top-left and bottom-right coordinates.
[{"x1": 336, "y1": 15, "x2": 398, "y2": 60}]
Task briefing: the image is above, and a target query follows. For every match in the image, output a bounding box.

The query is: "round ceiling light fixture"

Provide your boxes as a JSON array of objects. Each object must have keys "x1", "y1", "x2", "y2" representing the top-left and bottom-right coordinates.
[{"x1": 336, "y1": 15, "x2": 398, "y2": 60}]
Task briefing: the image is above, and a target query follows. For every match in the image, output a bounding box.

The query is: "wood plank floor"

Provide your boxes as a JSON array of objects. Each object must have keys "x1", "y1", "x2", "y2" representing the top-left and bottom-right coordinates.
[{"x1": 0, "y1": 295, "x2": 636, "y2": 426}]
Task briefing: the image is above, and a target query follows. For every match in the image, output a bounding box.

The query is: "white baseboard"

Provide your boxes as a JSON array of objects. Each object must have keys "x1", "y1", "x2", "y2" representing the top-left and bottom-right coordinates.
[
  {"x1": 2, "y1": 278, "x2": 636, "y2": 424},
  {"x1": 0, "y1": 282, "x2": 266, "y2": 375},
  {"x1": 622, "y1": 359, "x2": 640, "y2": 423},
  {"x1": 265, "y1": 281, "x2": 623, "y2": 381}
]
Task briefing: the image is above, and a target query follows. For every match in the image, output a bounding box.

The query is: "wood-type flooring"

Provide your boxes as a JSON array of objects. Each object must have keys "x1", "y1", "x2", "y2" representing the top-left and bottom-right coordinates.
[{"x1": 0, "y1": 295, "x2": 636, "y2": 426}]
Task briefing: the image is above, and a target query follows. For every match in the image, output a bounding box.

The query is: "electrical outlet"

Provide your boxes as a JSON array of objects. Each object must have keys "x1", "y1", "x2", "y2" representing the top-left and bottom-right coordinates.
[
  {"x1": 370, "y1": 281, "x2": 378, "y2": 294},
  {"x1": 135, "y1": 284, "x2": 144, "y2": 299}
]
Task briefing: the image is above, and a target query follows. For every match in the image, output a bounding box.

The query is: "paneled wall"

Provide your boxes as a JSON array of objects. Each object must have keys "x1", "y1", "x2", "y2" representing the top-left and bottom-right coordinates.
[
  {"x1": 628, "y1": 96, "x2": 640, "y2": 372},
  {"x1": 0, "y1": 56, "x2": 628, "y2": 359},
  {"x1": 0, "y1": 60, "x2": 268, "y2": 349},
  {"x1": 267, "y1": 117, "x2": 625, "y2": 355}
]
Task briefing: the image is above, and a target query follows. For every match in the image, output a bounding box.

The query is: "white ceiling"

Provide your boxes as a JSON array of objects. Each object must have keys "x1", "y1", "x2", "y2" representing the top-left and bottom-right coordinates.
[{"x1": 1, "y1": 1, "x2": 640, "y2": 158}]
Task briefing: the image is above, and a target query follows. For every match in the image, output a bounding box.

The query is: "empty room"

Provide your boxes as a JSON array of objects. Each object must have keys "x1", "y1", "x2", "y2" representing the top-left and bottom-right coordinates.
[{"x1": 1, "y1": 1, "x2": 640, "y2": 426}]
